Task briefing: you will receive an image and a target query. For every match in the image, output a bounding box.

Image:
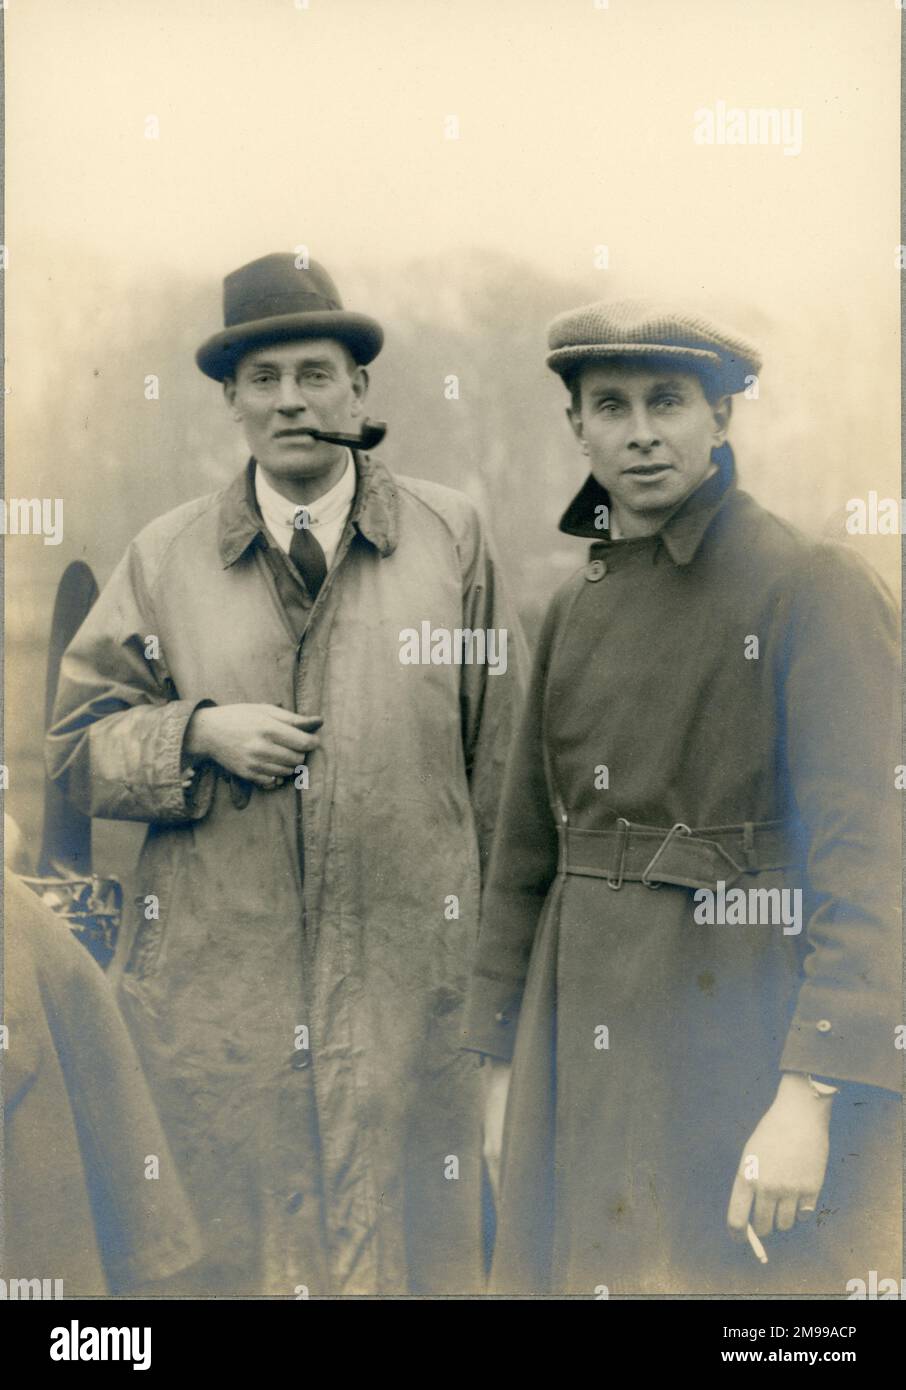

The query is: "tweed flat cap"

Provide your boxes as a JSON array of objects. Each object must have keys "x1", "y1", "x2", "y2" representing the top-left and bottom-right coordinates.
[{"x1": 547, "y1": 300, "x2": 761, "y2": 394}]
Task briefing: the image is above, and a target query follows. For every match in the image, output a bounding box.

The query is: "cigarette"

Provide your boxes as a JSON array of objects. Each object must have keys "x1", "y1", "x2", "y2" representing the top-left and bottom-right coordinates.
[{"x1": 746, "y1": 1223, "x2": 769, "y2": 1264}]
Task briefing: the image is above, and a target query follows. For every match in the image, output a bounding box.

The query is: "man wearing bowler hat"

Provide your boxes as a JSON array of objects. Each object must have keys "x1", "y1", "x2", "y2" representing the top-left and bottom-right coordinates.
[
  {"x1": 464, "y1": 301, "x2": 901, "y2": 1294},
  {"x1": 47, "y1": 253, "x2": 524, "y2": 1295}
]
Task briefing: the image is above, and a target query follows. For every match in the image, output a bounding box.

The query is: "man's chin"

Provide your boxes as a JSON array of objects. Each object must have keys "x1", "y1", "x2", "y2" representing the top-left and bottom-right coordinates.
[
  {"x1": 618, "y1": 481, "x2": 684, "y2": 512},
  {"x1": 258, "y1": 447, "x2": 342, "y2": 478}
]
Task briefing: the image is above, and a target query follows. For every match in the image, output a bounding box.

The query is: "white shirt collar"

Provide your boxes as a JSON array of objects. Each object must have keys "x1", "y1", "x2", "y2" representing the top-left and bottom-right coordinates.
[{"x1": 255, "y1": 449, "x2": 356, "y2": 537}]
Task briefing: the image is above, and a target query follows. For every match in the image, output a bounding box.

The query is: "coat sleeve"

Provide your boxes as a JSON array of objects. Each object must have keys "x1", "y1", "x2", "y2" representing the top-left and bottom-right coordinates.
[
  {"x1": 45, "y1": 540, "x2": 217, "y2": 825},
  {"x1": 461, "y1": 588, "x2": 564, "y2": 1061},
  {"x1": 457, "y1": 507, "x2": 529, "y2": 878},
  {"x1": 778, "y1": 543, "x2": 902, "y2": 1092}
]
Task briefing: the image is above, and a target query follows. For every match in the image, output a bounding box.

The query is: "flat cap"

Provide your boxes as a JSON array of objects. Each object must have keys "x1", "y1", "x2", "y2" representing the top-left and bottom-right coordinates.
[{"x1": 546, "y1": 299, "x2": 761, "y2": 394}]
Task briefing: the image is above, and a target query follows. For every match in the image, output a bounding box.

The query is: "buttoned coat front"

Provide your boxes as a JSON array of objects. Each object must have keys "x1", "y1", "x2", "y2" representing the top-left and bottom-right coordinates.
[
  {"x1": 46, "y1": 452, "x2": 524, "y2": 1296},
  {"x1": 464, "y1": 450, "x2": 902, "y2": 1296}
]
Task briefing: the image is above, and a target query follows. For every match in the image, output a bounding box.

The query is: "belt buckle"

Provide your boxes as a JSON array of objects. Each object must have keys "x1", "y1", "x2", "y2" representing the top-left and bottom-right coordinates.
[
  {"x1": 641, "y1": 822, "x2": 692, "y2": 889},
  {"x1": 606, "y1": 817, "x2": 631, "y2": 891}
]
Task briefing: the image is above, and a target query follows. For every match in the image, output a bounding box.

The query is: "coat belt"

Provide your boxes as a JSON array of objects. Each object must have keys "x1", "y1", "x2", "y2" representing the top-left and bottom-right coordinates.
[{"x1": 558, "y1": 818, "x2": 798, "y2": 891}]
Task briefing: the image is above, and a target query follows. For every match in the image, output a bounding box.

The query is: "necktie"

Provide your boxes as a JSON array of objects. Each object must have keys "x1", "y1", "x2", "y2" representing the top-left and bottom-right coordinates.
[{"x1": 289, "y1": 523, "x2": 328, "y2": 599}]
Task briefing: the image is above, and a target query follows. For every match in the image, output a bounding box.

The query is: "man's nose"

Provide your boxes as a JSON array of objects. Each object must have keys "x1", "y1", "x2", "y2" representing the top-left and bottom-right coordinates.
[
  {"x1": 626, "y1": 407, "x2": 660, "y2": 451},
  {"x1": 276, "y1": 375, "x2": 309, "y2": 411}
]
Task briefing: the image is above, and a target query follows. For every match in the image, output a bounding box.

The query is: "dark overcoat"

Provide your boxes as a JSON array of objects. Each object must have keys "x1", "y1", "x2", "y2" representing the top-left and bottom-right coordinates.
[{"x1": 464, "y1": 449, "x2": 902, "y2": 1295}]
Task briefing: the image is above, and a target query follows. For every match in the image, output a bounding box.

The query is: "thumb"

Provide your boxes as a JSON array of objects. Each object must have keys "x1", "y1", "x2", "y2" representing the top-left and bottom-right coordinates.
[{"x1": 727, "y1": 1169, "x2": 755, "y2": 1237}]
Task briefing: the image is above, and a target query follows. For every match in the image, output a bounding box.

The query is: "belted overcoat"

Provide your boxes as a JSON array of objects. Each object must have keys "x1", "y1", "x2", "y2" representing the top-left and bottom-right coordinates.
[{"x1": 464, "y1": 448, "x2": 902, "y2": 1295}]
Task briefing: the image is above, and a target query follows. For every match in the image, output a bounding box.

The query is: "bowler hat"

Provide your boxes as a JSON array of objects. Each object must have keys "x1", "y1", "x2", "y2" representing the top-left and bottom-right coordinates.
[
  {"x1": 196, "y1": 253, "x2": 384, "y2": 381},
  {"x1": 547, "y1": 300, "x2": 761, "y2": 395}
]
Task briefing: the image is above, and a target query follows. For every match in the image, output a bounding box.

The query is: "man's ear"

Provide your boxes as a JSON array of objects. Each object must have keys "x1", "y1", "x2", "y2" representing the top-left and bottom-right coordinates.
[
  {"x1": 349, "y1": 365, "x2": 369, "y2": 417},
  {"x1": 711, "y1": 394, "x2": 732, "y2": 445},
  {"x1": 223, "y1": 377, "x2": 241, "y2": 420},
  {"x1": 566, "y1": 404, "x2": 586, "y2": 450}
]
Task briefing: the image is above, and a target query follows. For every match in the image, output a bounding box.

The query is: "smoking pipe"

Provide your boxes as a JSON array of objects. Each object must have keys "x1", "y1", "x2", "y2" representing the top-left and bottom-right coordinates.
[{"x1": 293, "y1": 418, "x2": 387, "y2": 450}]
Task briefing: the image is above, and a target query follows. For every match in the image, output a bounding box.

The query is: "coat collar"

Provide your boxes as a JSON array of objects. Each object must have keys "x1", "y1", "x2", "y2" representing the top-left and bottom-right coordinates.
[
  {"x1": 558, "y1": 443, "x2": 738, "y2": 567},
  {"x1": 218, "y1": 451, "x2": 400, "y2": 568}
]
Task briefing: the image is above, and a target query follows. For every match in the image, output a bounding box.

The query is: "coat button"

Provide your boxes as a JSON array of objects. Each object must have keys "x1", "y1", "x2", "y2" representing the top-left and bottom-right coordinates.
[
  {"x1": 291, "y1": 1050, "x2": 312, "y2": 1070},
  {"x1": 585, "y1": 559, "x2": 607, "y2": 582},
  {"x1": 815, "y1": 1019, "x2": 832, "y2": 1033},
  {"x1": 286, "y1": 1191, "x2": 304, "y2": 1213},
  {"x1": 494, "y1": 1011, "x2": 510, "y2": 1026}
]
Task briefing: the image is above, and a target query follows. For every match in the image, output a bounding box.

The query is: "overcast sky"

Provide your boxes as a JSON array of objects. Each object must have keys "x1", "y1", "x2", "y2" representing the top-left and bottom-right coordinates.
[{"x1": 5, "y1": 0, "x2": 900, "y2": 314}]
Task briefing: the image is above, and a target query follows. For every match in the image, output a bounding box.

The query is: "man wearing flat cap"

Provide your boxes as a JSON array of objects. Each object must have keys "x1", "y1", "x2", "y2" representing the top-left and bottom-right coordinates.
[
  {"x1": 46, "y1": 253, "x2": 524, "y2": 1295},
  {"x1": 464, "y1": 301, "x2": 901, "y2": 1294}
]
